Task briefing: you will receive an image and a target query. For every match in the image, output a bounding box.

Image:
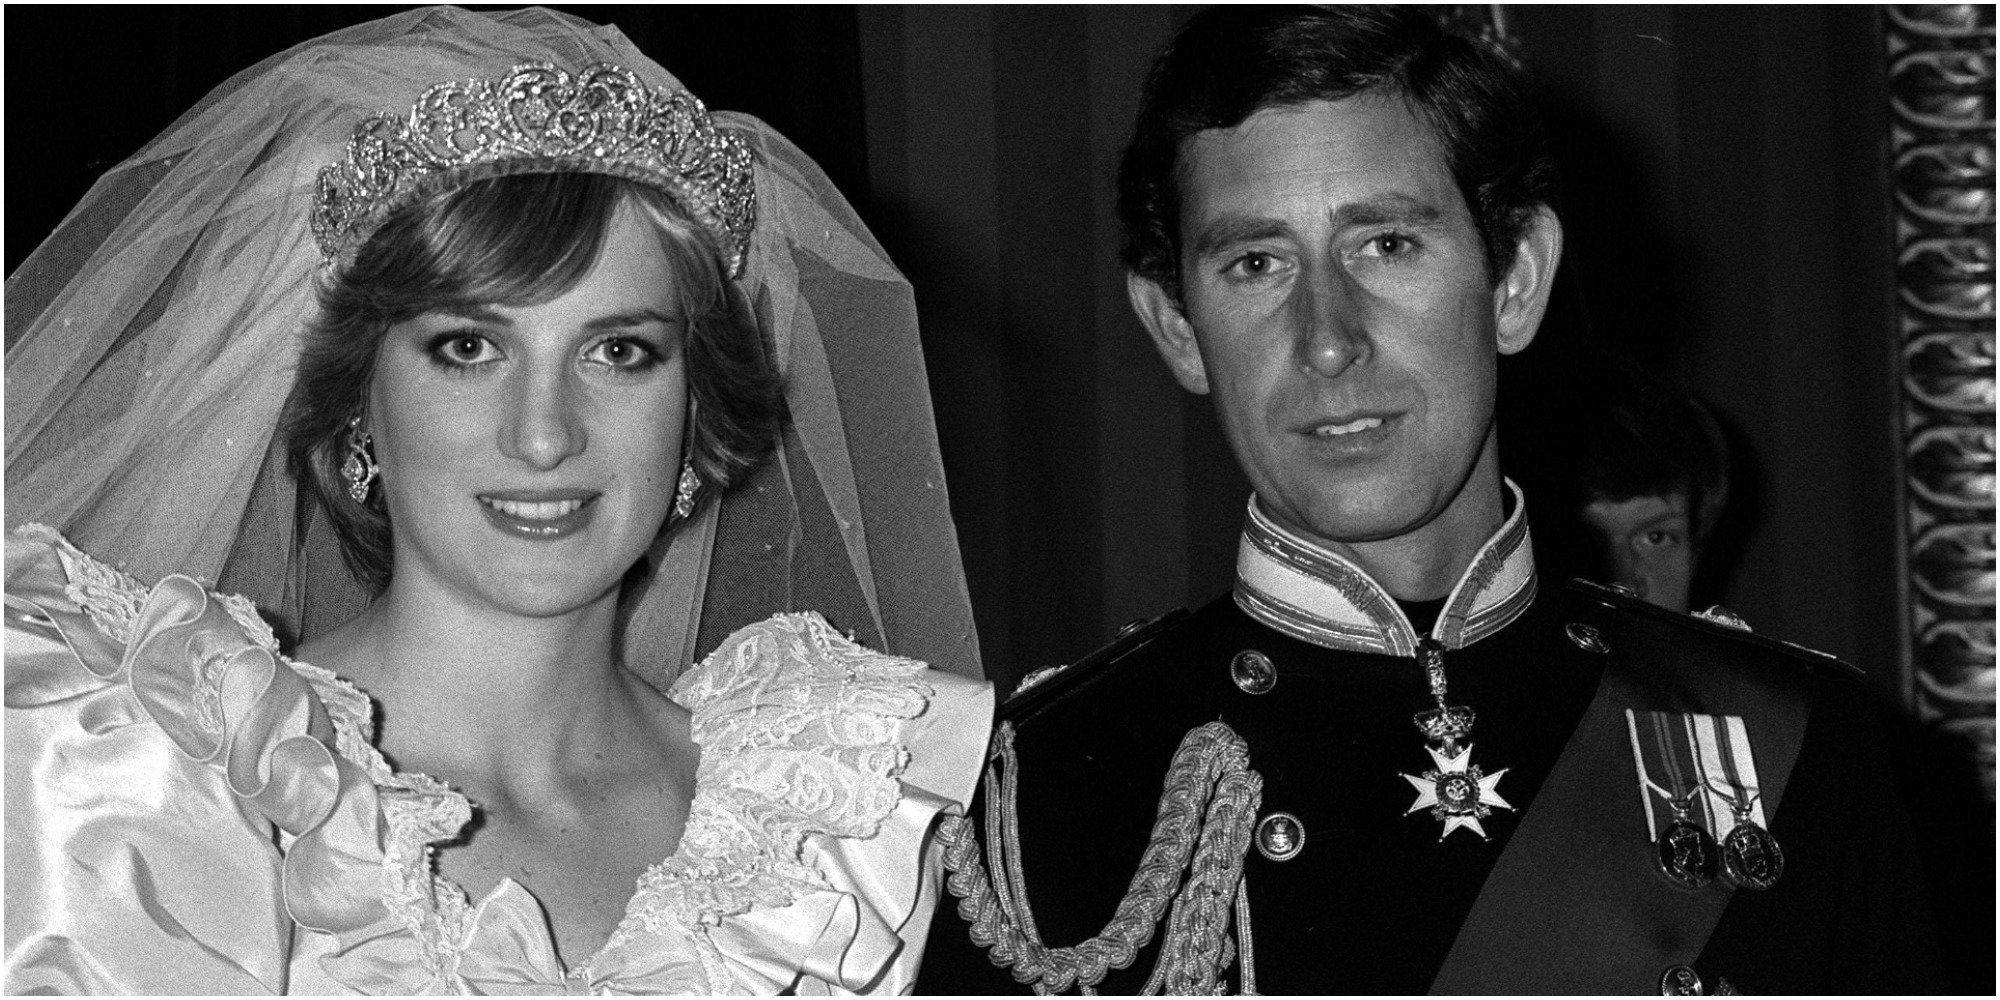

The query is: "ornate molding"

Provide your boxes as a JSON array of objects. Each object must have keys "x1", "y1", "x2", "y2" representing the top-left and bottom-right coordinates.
[{"x1": 1887, "y1": 5, "x2": 1996, "y2": 801}]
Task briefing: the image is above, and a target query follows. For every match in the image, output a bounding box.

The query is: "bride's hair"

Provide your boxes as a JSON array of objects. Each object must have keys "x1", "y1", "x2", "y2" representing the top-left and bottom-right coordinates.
[{"x1": 281, "y1": 171, "x2": 783, "y2": 593}]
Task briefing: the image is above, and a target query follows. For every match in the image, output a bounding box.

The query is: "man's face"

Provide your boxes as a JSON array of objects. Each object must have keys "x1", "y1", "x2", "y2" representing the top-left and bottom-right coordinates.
[
  {"x1": 1581, "y1": 493, "x2": 1697, "y2": 613},
  {"x1": 1130, "y1": 96, "x2": 1556, "y2": 575}
]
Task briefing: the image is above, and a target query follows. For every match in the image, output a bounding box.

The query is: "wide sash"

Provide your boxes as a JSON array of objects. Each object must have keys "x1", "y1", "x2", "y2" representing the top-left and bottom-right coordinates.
[{"x1": 1428, "y1": 597, "x2": 1813, "y2": 994}]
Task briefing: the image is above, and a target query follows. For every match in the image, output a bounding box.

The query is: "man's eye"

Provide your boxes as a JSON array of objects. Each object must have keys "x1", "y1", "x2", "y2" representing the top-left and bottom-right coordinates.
[
  {"x1": 1639, "y1": 529, "x2": 1680, "y2": 549},
  {"x1": 1226, "y1": 252, "x2": 1286, "y2": 279},
  {"x1": 1362, "y1": 232, "x2": 1415, "y2": 258}
]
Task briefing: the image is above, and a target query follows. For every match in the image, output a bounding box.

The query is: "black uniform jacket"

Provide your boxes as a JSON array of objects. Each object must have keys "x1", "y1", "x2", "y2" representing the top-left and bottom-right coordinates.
[{"x1": 917, "y1": 581, "x2": 1945, "y2": 994}]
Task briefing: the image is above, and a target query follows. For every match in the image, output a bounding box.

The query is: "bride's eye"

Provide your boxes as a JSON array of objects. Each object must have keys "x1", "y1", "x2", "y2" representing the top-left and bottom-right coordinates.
[
  {"x1": 582, "y1": 336, "x2": 660, "y2": 372},
  {"x1": 428, "y1": 332, "x2": 502, "y2": 369}
]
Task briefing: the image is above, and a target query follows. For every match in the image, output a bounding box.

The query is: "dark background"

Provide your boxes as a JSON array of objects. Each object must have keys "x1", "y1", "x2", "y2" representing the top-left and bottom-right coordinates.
[
  {"x1": 5, "y1": 7, "x2": 1989, "y2": 988},
  {"x1": 0, "y1": 6, "x2": 1912, "y2": 689}
]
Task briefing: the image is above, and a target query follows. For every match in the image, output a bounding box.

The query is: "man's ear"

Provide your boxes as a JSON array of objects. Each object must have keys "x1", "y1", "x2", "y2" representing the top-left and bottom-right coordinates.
[
  {"x1": 1493, "y1": 205, "x2": 1563, "y2": 356},
  {"x1": 1127, "y1": 271, "x2": 1210, "y2": 395}
]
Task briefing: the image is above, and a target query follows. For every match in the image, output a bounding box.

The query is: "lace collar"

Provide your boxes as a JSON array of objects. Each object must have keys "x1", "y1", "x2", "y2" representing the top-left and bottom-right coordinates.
[
  {"x1": 297, "y1": 611, "x2": 934, "y2": 993},
  {"x1": 1232, "y1": 479, "x2": 1537, "y2": 657}
]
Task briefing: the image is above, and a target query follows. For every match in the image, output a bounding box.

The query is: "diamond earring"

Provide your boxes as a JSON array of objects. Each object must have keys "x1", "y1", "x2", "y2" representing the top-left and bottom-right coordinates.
[
  {"x1": 341, "y1": 417, "x2": 380, "y2": 504},
  {"x1": 673, "y1": 460, "x2": 701, "y2": 520}
]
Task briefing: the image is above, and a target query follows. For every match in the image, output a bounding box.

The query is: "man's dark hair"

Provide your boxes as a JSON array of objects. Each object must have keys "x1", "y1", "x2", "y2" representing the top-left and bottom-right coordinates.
[
  {"x1": 1117, "y1": 5, "x2": 1557, "y2": 300},
  {"x1": 1576, "y1": 360, "x2": 1734, "y2": 547}
]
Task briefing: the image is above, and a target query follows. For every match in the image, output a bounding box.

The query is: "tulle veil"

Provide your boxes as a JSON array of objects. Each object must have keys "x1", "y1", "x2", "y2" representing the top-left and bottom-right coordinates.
[{"x1": 4, "y1": 6, "x2": 984, "y2": 686}]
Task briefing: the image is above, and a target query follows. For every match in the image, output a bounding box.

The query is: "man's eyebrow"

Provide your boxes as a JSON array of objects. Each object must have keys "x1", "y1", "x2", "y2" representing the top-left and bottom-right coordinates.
[
  {"x1": 1187, "y1": 195, "x2": 1447, "y2": 259},
  {"x1": 1332, "y1": 194, "x2": 1445, "y2": 229},
  {"x1": 1188, "y1": 217, "x2": 1293, "y2": 259}
]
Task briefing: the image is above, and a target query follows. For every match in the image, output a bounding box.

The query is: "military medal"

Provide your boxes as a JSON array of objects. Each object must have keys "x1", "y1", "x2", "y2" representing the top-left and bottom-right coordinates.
[
  {"x1": 1656, "y1": 814, "x2": 1719, "y2": 890},
  {"x1": 1628, "y1": 709, "x2": 1781, "y2": 892},
  {"x1": 1400, "y1": 638, "x2": 1511, "y2": 840},
  {"x1": 1701, "y1": 713, "x2": 1784, "y2": 891},
  {"x1": 1713, "y1": 787, "x2": 1784, "y2": 890},
  {"x1": 1632, "y1": 711, "x2": 1718, "y2": 889}
]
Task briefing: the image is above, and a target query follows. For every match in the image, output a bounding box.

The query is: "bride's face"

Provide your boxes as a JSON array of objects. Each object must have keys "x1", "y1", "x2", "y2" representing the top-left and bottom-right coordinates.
[{"x1": 365, "y1": 203, "x2": 688, "y2": 618}]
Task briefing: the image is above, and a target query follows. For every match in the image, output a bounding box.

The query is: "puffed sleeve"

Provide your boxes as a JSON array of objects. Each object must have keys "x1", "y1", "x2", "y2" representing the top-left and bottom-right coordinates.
[
  {"x1": 796, "y1": 666, "x2": 991, "y2": 995},
  {"x1": 667, "y1": 612, "x2": 994, "y2": 995},
  {"x1": 3, "y1": 526, "x2": 354, "y2": 995}
]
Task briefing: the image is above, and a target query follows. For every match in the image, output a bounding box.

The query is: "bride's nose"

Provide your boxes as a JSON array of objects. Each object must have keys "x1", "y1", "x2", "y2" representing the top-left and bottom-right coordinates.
[{"x1": 501, "y1": 368, "x2": 587, "y2": 469}]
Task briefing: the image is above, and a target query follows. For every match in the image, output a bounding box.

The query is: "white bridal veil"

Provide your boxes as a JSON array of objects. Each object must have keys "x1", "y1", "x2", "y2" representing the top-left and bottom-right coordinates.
[{"x1": 4, "y1": 6, "x2": 984, "y2": 685}]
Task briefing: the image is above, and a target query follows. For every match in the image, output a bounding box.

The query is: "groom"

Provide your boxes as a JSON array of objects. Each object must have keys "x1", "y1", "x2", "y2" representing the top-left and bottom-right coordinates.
[{"x1": 918, "y1": 6, "x2": 1942, "y2": 994}]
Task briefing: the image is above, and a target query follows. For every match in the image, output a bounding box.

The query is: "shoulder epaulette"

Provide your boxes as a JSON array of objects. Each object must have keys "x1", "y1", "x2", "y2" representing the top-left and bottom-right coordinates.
[
  {"x1": 1002, "y1": 607, "x2": 1190, "y2": 719},
  {"x1": 1567, "y1": 577, "x2": 1863, "y2": 681}
]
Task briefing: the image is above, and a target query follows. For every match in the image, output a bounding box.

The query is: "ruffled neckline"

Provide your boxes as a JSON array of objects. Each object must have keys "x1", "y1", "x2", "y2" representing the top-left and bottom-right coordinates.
[
  {"x1": 6, "y1": 525, "x2": 947, "y2": 995},
  {"x1": 306, "y1": 611, "x2": 939, "y2": 994}
]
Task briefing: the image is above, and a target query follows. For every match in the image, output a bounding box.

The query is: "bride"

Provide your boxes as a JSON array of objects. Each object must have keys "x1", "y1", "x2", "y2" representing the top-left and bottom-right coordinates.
[{"x1": 5, "y1": 8, "x2": 989, "y2": 995}]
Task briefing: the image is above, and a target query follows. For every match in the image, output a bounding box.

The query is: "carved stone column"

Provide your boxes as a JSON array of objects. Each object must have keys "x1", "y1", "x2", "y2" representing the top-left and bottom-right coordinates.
[{"x1": 1886, "y1": 5, "x2": 1996, "y2": 800}]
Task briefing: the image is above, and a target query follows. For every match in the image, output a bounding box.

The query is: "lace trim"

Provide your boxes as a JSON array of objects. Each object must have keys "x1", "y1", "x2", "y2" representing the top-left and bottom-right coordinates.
[
  {"x1": 581, "y1": 612, "x2": 933, "y2": 985},
  {"x1": 306, "y1": 609, "x2": 933, "y2": 991},
  {"x1": 39, "y1": 528, "x2": 147, "y2": 643}
]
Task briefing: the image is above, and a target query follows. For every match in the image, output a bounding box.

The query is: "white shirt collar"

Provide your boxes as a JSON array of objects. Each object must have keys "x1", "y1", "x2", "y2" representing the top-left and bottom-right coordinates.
[{"x1": 1233, "y1": 479, "x2": 1538, "y2": 657}]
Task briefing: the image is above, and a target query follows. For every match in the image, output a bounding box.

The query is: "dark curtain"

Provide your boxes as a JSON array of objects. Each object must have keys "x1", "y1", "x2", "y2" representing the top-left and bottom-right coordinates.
[{"x1": 856, "y1": 7, "x2": 1237, "y2": 688}]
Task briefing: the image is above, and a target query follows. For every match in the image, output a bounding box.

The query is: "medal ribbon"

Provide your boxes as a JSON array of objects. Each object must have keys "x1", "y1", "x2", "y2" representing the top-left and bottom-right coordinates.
[
  {"x1": 1624, "y1": 708, "x2": 1704, "y2": 840},
  {"x1": 1686, "y1": 713, "x2": 1767, "y2": 833}
]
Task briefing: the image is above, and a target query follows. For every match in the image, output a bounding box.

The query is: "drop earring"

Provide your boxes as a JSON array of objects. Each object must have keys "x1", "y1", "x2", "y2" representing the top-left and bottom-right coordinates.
[
  {"x1": 341, "y1": 417, "x2": 380, "y2": 504},
  {"x1": 674, "y1": 460, "x2": 701, "y2": 520}
]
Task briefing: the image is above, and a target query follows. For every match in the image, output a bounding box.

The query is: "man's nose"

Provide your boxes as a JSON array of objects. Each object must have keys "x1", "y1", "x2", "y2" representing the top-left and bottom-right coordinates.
[
  {"x1": 1291, "y1": 263, "x2": 1370, "y2": 378},
  {"x1": 501, "y1": 368, "x2": 587, "y2": 470}
]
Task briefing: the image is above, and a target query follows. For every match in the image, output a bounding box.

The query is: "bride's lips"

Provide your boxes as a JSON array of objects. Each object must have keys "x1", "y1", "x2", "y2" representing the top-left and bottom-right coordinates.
[{"x1": 477, "y1": 490, "x2": 601, "y2": 540}]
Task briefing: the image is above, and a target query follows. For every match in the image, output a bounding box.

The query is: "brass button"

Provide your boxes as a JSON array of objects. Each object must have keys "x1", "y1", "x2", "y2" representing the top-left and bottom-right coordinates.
[
  {"x1": 1659, "y1": 964, "x2": 1704, "y2": 995},
  {"x1": 1254, "y1": 811, "x2": 1305, "y2": 861},
  {"x1": 1230, "y1": 649, "x2": 1276, "y2": 694},
  {"x1": 1566, "y1": 622, "x2": 1609, "y2": 653}
]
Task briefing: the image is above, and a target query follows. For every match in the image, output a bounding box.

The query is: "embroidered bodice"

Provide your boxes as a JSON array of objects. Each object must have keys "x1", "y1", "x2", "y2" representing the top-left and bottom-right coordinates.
[{"x1": 3, "y1": 525, "x2": 992, "y2": 995}]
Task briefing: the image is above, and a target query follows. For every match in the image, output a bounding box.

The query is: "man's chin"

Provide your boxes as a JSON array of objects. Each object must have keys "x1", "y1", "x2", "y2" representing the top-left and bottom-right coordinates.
[{"x1": 1267, "y1": 496, "x2": 1439, "y2": 551}]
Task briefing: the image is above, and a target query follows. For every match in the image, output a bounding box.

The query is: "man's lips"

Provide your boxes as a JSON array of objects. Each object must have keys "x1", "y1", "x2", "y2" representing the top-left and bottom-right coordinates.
[{"x1": 1294, "y1": 411, "x2": 1402, "y2": 437}]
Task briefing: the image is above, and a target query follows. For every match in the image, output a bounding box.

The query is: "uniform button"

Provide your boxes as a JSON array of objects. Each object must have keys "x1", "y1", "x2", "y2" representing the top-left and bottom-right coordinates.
[
  {"x1": 1230, "y1": 649, "x2": 1276, "y2": 694},
  {"x1": 1254, "y1": 811, "x2": 1305, "y2": 861},
  {"x1": 1566, "y1": 622, "x2": 1609, "y2": 653},
  {"x1": 1658, "y1": 964, "x2": 1704, "y2": 995}
]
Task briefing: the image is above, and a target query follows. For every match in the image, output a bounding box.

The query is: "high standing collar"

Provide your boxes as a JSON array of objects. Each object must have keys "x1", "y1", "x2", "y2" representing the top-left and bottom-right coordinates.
[{"x1": 1233, "y1": 480, "x2": 1537, "y2": 657}]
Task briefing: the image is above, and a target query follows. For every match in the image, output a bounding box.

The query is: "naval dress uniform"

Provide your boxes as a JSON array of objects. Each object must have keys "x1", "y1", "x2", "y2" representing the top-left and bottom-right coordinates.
[{"x1": 918, "y1": 485, "x2": 1944, "y2": 994}]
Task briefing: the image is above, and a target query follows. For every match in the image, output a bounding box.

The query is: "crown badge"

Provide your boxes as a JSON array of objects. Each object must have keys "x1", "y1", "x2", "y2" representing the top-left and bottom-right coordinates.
[{"x1": 311, "y1": 62, "x2": 755, "y2": 275}]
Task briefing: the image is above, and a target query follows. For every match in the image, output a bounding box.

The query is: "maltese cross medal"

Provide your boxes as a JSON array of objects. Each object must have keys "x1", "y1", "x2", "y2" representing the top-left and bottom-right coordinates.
[{"x1": 1401, "y1": 743, "x2": 1512, "y2": 841}]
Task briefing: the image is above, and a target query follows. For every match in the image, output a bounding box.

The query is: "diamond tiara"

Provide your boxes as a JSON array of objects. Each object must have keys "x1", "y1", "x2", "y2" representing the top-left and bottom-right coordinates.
[{"x1": 311, "y1": 62, "x2": 755, "y2": 275}]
